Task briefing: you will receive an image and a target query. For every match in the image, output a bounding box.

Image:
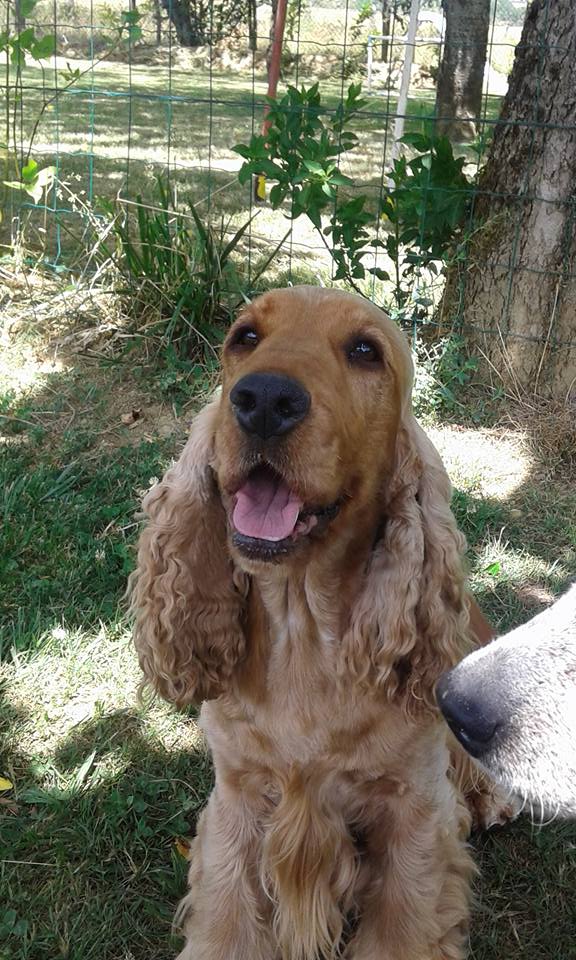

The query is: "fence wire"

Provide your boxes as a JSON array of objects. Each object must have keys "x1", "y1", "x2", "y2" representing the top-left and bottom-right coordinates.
[{"x1": 2, "y1": 0, "x2": 576, "y2": 368}]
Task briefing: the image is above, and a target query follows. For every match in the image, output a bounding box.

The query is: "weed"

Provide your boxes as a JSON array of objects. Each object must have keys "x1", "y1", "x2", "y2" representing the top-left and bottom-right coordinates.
[
  {"x1": 96, "y1": 177, "x2": 284, "y2": 363},
  {"x1": 413, "y1": 335, "x2": 479, "y2": 420},
  {"x1": 97, "y1": 179, "x2": 244, "y2": 360},
  {"x1": 381, "y1": 131, "x2": 473, "y2": 309}
]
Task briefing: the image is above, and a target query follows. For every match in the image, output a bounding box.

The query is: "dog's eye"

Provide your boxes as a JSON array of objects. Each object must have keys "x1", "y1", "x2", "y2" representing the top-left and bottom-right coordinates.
[
  {"x1": 347, "y1": 338, "x2": 382, "y2": 365},
  {"x1": 230, "y1": 326, "x2": 260, "y2": 349}
]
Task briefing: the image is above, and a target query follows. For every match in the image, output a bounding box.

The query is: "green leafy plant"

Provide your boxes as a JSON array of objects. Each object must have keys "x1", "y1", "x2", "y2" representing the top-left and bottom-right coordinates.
[
  {"x1": 234, "y1": 83, "x2": 475, "y2": 312},
  {"x1": 235, "y1": 82, "x2": 377, "y2": 283},
  {"x1": 382, "y1": 132, "x2": 473, "y2": 307},
  {"x1": 412, "y1": 335, "x2": 479, "y2": 419}
]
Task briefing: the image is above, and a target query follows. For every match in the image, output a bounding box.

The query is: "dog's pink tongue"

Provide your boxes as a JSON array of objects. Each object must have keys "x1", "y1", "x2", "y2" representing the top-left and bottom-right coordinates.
[{"x1": 233, "y1": 473, "x2": 302, "y2": 542}]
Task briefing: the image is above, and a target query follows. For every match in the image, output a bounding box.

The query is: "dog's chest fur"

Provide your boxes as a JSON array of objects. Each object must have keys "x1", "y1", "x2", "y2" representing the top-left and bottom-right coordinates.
[{"x1": 201, "y1": 573, "x2": 450, "y2": 821}]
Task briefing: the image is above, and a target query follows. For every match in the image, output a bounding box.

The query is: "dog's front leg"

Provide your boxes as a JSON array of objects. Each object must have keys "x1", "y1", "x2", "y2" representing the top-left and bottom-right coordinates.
[
  {"x1": 347, "y1": 790, "x2": 474, "y2": 960},
  {"x1": 176, "y1": 785, "x2": 275, "y2": 960}
]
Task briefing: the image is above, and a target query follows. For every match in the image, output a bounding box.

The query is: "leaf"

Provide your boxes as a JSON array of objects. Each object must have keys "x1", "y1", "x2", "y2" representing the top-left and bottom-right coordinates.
[
  {"x1": 220, "y1": 212, "x2": 256, "y2": 262},
  {"x1": 10, "y1": 43, "x2": 26, "y2": 67},
  {"x1": 61, "y1": 61, "x2": 81, "y2": 83},
  {"x1": 368, "y1": 267, "x2": 390, "y2": 281},
  {"x1": 302, "y1": 160, "x2": 325, "y2": 176},
  {"x1": 329, "y1": 172, "x2": 353, "y2": 187},
  {"x1": 17, "y1": 26, "x2": 36, "y2": 49},
  {"x1": 125, "y1": 25, "x2": 142, "y2": 42},
  {"x1": 4, "y1": 180, "x2": 26, "y2": 193},
  {"x1": 35, "y1": 165, "x2": 56, "y2": 188},
  {"x1": 231, "y1": 143, "x2": 252, "y2": 160},
  {"x1": 13, "y1": 164, "x2": 56, "y2": 203},
  {"x1": 400, "y1": 132, "x2": 431, "y2": 151},
  {"x1": 485, "y1": 561, "x2": 501, "y2": 577},
  {"x1": 21, "y1": 158, "x2": 38, "y2": 183},
  {"x1": 31, "y1": 34, "x2": 55, "y2": 60},
  {"x1": 175, "y1": 837, "x2": 192, "y2": 859},
  {"x1": 74, "y1": 750, "x2": 96, "y2": 787},
  {"x1": 0, "y1": 776, "x2": 13, "y2": 791},
  {"x1": 20, "y1": 0, "x2": 38, "y2": 16},
  {"x1": 122, "y1": 8, "x2": 142, "y2": 24}
]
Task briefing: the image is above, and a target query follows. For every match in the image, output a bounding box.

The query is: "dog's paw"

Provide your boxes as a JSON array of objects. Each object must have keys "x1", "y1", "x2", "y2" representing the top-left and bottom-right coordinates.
[
  {"x1": 467, "y1": 780, "x2": 522, "y2": 831},
  {"x1": 450, "y1": 739, "x2": 522, "y2": 831}
]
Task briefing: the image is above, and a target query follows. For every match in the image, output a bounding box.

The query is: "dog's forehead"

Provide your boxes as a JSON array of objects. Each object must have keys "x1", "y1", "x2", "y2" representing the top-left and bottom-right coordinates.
[{"x1": 243, "y1": 286, "x2": 396, "y2": 341}]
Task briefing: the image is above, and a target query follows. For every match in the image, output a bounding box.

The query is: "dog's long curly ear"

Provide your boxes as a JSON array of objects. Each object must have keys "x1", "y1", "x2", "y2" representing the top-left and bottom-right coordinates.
[
  {"x1": 130, "y1": 399, "x2": 248, "y2": 706},
  {"x1": 342, "y1": 415, "x2": 470, "y2": 708}
]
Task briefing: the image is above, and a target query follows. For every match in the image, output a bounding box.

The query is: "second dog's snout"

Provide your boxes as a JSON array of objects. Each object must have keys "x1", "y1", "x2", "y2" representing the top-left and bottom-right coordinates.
[
  {"x1": 230, "y1": 373, "x2": 310, "y2": 440},
  {"x1": 436, "y1": 670, "x2": 503, "y2": 758}
]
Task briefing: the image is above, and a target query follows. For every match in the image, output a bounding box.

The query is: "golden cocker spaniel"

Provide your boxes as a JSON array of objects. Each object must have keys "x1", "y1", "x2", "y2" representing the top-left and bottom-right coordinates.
[{"x1": 131, "y1": 286, "x2": 513, "y2": 960}]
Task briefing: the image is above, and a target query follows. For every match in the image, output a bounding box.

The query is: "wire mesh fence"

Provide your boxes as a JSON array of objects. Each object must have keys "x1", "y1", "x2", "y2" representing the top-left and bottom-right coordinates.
[{"x1": 2, "y1": 0, "x2": 575, "y2": 397}]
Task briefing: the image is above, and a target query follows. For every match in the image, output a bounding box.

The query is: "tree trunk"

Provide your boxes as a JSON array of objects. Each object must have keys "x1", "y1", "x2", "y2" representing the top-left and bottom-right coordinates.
[
  {"x1": 152, "y1": 0, "x2": 162, "y2": 44},
  {"x1": 444, "y1": 0, "x2": 576, "y2": 400},
  {"x1": 248, "y1": 0, "x2": 257, "y2": 51},
  {"x1": 14, "y1": 0, "x2": 26, "y2": 33},
  {"x1": 381, "y1": 1, "x2": 391, "y2": 62},
  {"x1": 435, "y1": 0, "x2": 490, "y2": 141},
  {"x1": 162, "y1": 0, "x2": 196, "y2": 45}
]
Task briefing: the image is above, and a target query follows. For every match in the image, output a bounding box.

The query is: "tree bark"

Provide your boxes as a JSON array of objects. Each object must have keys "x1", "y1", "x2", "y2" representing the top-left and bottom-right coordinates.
[
  {"x1": 248, "y1": 0, "x2": 257, "y2": 51},
  {"x1": 435, "y1": 0, "x2": 490, "y2": 141},
  {"x1": 381, "y1": 1, "x2": 391, "y2": 62},
  {"x1": 14, "y1": 0, "x2": 26, "y2": 33},
  {"x1": 444, "y1": 0, "x2": 576, "y2": 400},
  {"x1": 152, "y1": 0, "x2": 162, "y2": 44},
  {"x1": 162, "y1": 0, "x2": 197, "y2": 45}
]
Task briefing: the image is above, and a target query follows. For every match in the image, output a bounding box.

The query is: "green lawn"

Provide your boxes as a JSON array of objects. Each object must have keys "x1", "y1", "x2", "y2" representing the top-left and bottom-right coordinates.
[{"x1": 1, "y1": 306, "x2": 575, "y2": 959}]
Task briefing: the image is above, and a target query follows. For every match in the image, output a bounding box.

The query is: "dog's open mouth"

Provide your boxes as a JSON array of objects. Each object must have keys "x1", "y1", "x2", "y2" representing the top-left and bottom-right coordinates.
[{"x1": 231, "y1": 464, "x2": 340, "y2": 561}]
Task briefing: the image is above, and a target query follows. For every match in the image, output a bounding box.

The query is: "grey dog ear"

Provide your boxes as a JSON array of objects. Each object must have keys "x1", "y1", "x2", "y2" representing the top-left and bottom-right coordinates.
[
  {"x1": 341, "y1": 415, "x2": 470, "y2": 707},
  {"x1": 130, "y1": 399, "x2": 248, "y2": 706}
]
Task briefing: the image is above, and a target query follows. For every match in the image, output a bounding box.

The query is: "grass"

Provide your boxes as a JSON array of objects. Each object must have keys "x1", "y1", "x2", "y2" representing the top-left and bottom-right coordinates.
[
  {"x1": 0, "y1": 625, "x2": 212, "y2": 960},
  {"x1": 1, "y1": 305, "x2": 576, "y2": 959},
  {"x1": 3, "y1": 10, "x2": 574, "y2": 957}
]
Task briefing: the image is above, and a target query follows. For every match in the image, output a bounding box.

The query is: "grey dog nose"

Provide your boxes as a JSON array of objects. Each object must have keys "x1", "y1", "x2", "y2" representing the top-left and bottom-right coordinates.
[
  {"x1": 230, "y1": 373, "x2": 310, "y2": 440},
  {"x1": 436, "y1": 669, "x2": 504, "y2": 758}
]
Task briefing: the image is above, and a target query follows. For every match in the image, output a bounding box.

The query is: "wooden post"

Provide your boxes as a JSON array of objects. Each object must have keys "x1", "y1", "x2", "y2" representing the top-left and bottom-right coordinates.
[{"x1": 390, "y1": 0, "x2": 420, "y2": 166}]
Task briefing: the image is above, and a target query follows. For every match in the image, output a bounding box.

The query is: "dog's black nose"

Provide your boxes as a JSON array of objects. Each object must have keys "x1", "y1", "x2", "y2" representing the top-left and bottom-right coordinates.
[
  {"x1": 230, "y1": 373, "x2": 310, "y2": 440},
  {"x1": 436, "y1": 669, "x2": 503, "y2": 758}
]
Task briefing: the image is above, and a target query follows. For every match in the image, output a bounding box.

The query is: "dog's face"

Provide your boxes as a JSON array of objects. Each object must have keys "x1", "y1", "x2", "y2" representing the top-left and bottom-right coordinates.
[
  {"x1": 212, "y1": 286, "x2": 412, "y2": 567},
  {"x1": 437, "y1": 583, "x2": 576, "y2": 817}
]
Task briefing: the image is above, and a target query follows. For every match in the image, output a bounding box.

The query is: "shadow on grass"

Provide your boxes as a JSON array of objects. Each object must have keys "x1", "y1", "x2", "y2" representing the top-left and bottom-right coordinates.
[
  {"x1": 1, "y1": 701, "x2": 209, "y2": 960},
  {"x1": 0, "y1": 361, "x2": 183, "y2": 655},
  {"x1": 470, "y1": 815, "x2": 576, "y2": 959},
  {"x1": 451, "y1": 483, "x2": 575, "y2": 632},
  {"x1": 2, "y1": 305, "x2": 575, "y2": 959}
]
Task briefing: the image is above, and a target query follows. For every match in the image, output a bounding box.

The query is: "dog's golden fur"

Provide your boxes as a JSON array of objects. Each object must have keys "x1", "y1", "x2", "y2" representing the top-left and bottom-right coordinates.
[{"x1": 131, "y1": 287, "x2": 508, "y2": 960}]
